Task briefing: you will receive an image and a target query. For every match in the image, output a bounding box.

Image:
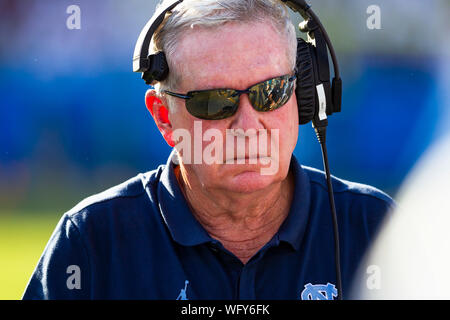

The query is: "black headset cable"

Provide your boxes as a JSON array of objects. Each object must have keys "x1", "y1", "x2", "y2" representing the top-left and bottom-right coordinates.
[{"x1": 314, "y1": 126, "x2": 343, "y2": 300}]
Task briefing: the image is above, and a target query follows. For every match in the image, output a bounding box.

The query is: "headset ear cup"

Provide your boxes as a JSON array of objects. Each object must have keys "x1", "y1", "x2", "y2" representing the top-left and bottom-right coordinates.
[
  {"x1": 142, "y1": 52, "x2": 169, "y2": 85},
  {"x1": 295, "y1": 38, "x2": 316, "y2": 125}
]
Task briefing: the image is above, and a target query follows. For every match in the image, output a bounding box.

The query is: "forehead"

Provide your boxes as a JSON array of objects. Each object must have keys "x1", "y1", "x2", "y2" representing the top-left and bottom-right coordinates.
[{"x1": 172, "y1": 21, "x2": 292, "y2": 91}]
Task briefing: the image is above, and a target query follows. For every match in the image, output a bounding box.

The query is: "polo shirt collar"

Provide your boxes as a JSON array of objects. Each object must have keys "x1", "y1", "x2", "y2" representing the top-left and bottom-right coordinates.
[
  {"x1": 276, "y1": 155, "x2": 311, "y2": 251},
  {"x1": 157, "y1": 150, "x2": 311, "y2": 250},
  {"x1": 157, "y1": 150, "x2": 214, "y2": 246}
]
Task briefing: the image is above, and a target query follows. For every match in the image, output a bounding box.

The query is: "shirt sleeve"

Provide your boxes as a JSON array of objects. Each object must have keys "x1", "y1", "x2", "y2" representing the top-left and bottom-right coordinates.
[{"x1": 22, "y1": 213, "x2": 91, "y2": 300}]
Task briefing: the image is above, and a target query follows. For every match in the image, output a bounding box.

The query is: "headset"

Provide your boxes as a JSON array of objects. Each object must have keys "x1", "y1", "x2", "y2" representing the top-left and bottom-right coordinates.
[{"x1": 133, "y1": 0, "x2": 343, "y2": 299}]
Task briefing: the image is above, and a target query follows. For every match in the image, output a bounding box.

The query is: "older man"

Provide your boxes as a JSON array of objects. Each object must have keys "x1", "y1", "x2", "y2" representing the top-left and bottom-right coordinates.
[{"x1": 23, "y1": 0, "x2": 393, "y2": 300}]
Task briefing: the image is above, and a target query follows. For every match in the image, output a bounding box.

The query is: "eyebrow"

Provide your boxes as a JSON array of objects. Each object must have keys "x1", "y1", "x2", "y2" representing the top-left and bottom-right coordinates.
[{"x1": 164, "y1": 73, "x2": 295, "y2": 98}]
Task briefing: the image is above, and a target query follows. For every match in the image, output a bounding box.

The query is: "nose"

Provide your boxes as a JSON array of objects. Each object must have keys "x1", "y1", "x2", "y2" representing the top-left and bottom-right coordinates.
[{"x1": 229, "y1": 93, "x2": 265, "y2": 131}]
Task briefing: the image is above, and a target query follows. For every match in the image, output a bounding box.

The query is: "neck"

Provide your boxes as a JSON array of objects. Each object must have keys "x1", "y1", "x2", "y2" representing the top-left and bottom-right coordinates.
[{"x1": 175, "y1": 165, "x2": 295, "y2": 264}]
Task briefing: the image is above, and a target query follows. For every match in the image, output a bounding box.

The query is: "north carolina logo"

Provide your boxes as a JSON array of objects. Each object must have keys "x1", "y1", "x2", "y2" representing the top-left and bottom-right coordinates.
[{"x1": 300, "y1": 283, "x2": 338, "y2": 300}]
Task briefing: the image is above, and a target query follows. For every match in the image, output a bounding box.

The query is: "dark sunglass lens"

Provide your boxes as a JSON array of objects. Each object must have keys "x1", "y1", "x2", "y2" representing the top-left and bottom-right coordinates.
[
  {"x1": 186, "y1": 90, "x2": 238, "y2": 120},
  {"x1": 249, "y1": 75, "x2": 294, "y2": 112}
]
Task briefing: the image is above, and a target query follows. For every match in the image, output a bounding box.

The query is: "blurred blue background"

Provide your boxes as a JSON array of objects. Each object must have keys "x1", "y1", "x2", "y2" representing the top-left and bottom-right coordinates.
[{"x1": 0, "y1": 0, "x2": 449, "y2": 299}]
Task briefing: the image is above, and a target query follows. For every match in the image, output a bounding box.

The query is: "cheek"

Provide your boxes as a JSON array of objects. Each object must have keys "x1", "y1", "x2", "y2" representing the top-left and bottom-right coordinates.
[
  {"x1": 169, "y1": 103, "x2": 188, "y2": 129},
  {"x1": 285, "y1": 97, "x2": 299, "y2": 144},
  {"x1": 171, "y1": 116, "x2": 230, "y2": 164},
  {"x1": 270, "y1": 100, "x2": 299, "y2": 145}
]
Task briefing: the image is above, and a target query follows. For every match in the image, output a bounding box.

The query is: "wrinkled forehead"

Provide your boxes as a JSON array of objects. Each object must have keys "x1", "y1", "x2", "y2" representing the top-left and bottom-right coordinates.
[{"x1": 171, "y1": 21, "x2": 293, "y2": 92}]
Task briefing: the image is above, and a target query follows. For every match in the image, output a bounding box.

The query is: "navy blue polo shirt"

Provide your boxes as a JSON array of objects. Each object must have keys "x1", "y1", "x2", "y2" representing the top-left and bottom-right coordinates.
[{"x1": 23, "y1": 151, "x2": 394, "y2": 300}]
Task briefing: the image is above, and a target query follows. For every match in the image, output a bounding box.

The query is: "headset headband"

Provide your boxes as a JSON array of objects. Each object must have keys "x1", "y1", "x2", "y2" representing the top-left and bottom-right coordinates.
[{"x1": 132, "y1": 0, "x2": 183, "y2": 73}]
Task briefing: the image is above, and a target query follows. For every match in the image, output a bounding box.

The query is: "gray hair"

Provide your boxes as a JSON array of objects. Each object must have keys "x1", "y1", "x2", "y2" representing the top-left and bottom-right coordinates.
[{"x1": 150, "y1": 0, "x2": 297, "y2": 106}]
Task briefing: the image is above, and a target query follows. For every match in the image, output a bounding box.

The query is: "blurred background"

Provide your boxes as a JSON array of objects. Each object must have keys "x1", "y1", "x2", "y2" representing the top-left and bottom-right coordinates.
[{"x1": 0, "y1": 0, "x2": 449, "y2": 299}]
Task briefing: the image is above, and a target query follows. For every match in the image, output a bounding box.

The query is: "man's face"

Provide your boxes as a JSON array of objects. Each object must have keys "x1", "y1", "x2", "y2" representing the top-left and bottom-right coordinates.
[{"x1": 167, "y1": 21, "x2": 298, "y2": 193}]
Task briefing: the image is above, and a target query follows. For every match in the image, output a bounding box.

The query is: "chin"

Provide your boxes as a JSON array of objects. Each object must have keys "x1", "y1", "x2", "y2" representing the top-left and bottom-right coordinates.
[{"x1": 220, "y1": 163, "x2": 284, "y2": 193}]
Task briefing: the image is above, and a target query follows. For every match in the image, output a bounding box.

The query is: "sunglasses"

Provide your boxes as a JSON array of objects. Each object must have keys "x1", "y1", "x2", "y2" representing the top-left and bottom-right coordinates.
[{"x1": 163, "y1": 74, "x2": 296, "y2": 120}]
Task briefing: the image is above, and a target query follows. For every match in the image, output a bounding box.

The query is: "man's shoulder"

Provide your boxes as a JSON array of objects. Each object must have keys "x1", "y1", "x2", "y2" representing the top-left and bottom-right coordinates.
[
  {"x1": 301, "y1": 165, "x2": 394, "y2": 206},
  {"x1": 301, "y1": 165, "x2": 395, "y2": 236},
  {"x1": 64, "y1": 165, "x2": 166, "y2": 225}
]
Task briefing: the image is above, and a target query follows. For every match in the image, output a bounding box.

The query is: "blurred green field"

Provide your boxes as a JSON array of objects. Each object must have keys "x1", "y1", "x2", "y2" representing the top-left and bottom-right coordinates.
[{"x1": 0, "y1": 213, "x2": 60, "y2": 300}]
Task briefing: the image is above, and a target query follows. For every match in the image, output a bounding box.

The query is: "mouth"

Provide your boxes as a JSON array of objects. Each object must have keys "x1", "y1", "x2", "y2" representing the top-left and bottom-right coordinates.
[{"x1": 226, "y1": 155, "x2": 272, "y2": 164}]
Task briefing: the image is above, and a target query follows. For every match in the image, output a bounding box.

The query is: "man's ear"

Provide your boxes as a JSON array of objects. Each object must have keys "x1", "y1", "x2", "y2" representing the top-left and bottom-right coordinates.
[{"x1": 145, "y1": 89, "x2": 175, "y2": 147}]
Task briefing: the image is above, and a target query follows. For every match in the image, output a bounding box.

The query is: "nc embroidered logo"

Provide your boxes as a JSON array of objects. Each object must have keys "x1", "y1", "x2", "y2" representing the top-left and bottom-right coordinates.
[
  {"x1": 300, "y1": 283, "x2": 338, "y2": 300},
  {"x1": 176, "y1": 280, "x2": 189, "y2": 300}
]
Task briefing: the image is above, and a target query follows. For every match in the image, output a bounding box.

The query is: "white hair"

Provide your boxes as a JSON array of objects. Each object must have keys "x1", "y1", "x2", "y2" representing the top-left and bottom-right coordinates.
[{"x1": 150, "y1": 0, "x2": 297, "y2": 106}]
